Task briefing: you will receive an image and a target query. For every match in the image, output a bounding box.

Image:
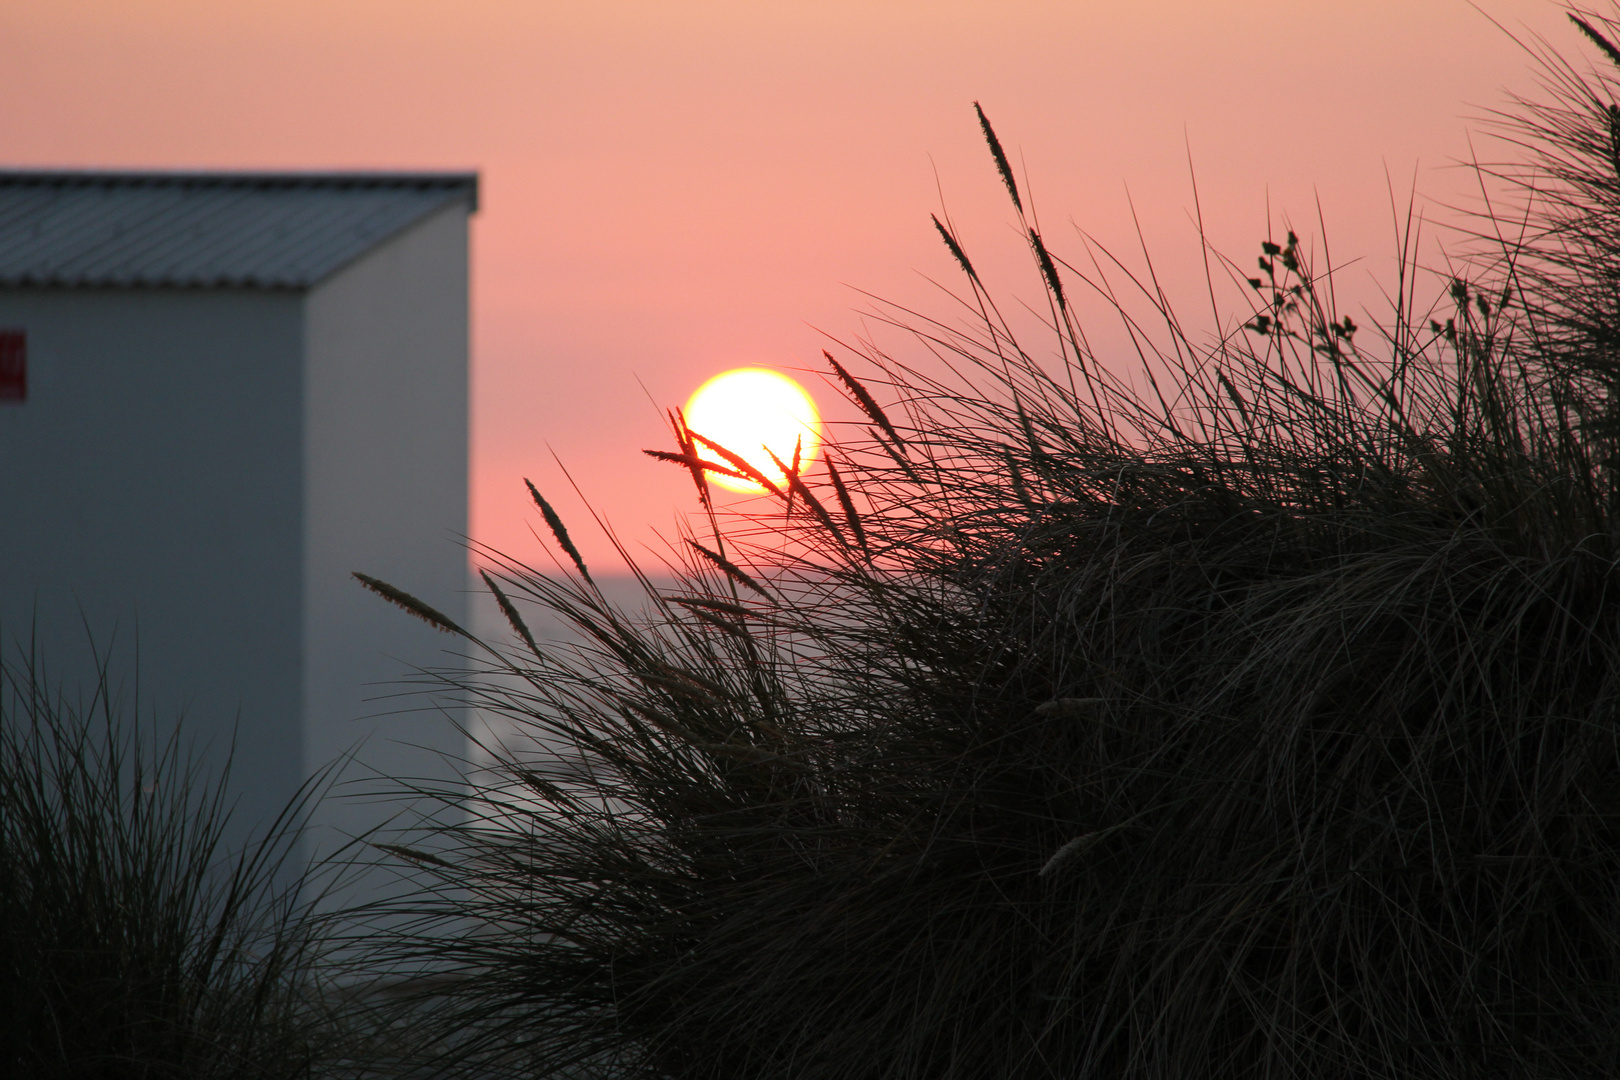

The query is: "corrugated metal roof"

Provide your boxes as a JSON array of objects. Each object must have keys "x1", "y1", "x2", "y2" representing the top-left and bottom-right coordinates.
[{"x1": 0, "y1": 170, "x2": 477, "y2": 290}]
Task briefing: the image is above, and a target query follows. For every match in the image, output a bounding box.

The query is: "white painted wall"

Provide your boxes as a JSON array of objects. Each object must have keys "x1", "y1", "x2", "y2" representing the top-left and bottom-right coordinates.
[
  {"x1": 301, "y1": 202, "x2": 470, "y2": 874},
  {"x1": 0, "y1": 288, "x2": 308, "y2": 837}
]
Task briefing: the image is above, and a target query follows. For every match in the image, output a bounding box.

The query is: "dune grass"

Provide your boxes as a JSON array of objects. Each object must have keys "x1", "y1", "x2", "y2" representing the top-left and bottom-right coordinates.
[
  {"x1": 352, "y1": 4, "x2": 1620, "y2": 1077},
  {"x1": 0, "y1": 642, "x2": 345, "y2": 1079}
]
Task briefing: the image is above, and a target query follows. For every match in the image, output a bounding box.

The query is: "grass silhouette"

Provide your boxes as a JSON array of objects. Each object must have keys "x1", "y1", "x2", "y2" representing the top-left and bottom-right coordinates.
[
  {"x1": 0, "y1": 641, "x2": 347, "y2": 1079},
  {"x1": 351, "y1": 4, "x2": 1620, "y2": 1076}
]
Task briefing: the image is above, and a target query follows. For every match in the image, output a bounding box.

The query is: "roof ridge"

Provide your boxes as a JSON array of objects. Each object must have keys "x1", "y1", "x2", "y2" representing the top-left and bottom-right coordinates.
[{"x1": 0, "y1": 169, "x2": 476, "y2": 192}]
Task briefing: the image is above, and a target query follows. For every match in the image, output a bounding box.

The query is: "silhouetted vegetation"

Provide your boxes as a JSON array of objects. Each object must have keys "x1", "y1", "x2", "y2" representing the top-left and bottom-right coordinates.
[
  {"x1": 344, "y1": 3, "x2": 1620, "y2": 1077},
  {"x1": 0, "y1": 644, "x2": 344, "y2": 1079}
]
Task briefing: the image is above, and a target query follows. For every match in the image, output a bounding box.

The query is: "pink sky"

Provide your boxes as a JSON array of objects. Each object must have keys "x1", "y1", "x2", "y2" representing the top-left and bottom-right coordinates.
[{"x1": 0, "y1": 0, "x2": 1576, "y2": 572}]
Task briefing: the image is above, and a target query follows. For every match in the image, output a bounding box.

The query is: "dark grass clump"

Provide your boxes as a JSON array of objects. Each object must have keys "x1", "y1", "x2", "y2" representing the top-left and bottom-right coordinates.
[
  {"x1": 0, "y1": 644, "x2": 343, "y2": 1079},
  {"x1": 356, "y1": 5, "x2": 1620, "y2": 1077}
]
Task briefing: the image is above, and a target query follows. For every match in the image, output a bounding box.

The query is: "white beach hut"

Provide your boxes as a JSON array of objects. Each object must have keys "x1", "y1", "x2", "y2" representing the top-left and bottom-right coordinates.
[{"x1": 0, "y1": 169, "x2": 476, "y2": 867}]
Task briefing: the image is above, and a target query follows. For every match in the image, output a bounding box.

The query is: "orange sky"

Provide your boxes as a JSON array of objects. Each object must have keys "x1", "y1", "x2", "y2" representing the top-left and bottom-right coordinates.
[{"x1": 0, "y1": 0, "x2": 1576, "y2": 572}]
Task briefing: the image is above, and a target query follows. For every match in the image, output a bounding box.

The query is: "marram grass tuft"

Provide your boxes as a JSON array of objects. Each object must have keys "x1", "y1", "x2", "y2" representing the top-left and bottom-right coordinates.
[
  {"x1": 354, "y1": 5, "x2": 1620, "y2": 1077},
  {"x1": 0, "y1": 643, "x2": 349, "y2": 1079}
]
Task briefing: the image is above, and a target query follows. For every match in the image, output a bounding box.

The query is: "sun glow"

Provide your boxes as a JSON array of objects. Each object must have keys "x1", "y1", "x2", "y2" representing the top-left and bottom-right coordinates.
[{"x1": 683, "y1": 368, "x2": 821, "y2": 494}]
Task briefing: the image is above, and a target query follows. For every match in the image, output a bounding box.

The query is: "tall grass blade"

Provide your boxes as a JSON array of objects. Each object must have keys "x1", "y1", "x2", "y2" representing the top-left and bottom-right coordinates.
[
  {"x1": 524, "y1": 478, "x2": 594, "y2": 583},
  {"x1": 824, "y1": 350, "x2": 904, "y2": 447},
  {"x1": 974, "y1": 100, "x2": 1023, "y2": 213},
  {"x1": 353, "y1": 572, "x2": 468, "y2": 637}
]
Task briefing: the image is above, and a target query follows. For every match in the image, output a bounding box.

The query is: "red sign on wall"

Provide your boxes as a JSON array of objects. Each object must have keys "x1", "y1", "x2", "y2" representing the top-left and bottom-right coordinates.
[{"x1": 0, "y1": 330, "x2": 24, "y2": 402}]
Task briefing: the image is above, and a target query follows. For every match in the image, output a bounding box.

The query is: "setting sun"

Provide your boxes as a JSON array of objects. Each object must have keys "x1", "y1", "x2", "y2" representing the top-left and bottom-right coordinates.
[{"x1": 683, "y1": 368, "x2": 821, "y2": 494}]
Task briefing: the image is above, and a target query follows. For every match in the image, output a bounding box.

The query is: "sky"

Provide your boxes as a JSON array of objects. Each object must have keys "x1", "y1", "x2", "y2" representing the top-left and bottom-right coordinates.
[{"x1": 0, "y1": 0, "x2": 1582, "y2": 574}]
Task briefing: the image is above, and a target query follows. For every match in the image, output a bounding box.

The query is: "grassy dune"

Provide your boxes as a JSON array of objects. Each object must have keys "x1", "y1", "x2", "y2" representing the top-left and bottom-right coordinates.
[{"x1": 352, "y1": 7, "x2": 1620, "y2": 1078}]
